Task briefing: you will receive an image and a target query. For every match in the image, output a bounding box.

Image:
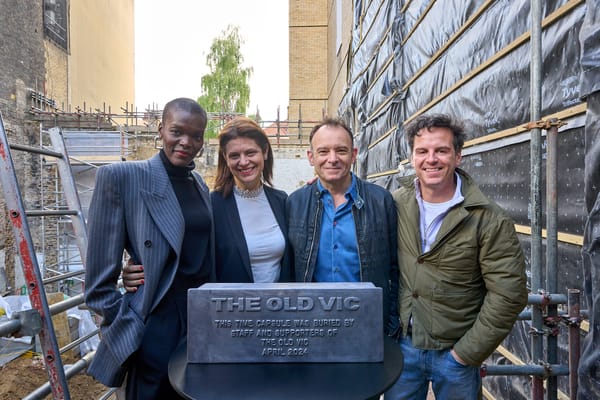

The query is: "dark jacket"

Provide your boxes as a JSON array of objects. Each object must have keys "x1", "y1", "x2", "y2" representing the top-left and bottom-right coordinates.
[
  {"x1": 286, "y1": 176, "x2": 399, "y2": 330},
  {"x1": 392, "y1": 169, "x2": 528, "y2": 365},
  {"x1": 211, "y1": 185, "x2": 292, "y2": 283}
]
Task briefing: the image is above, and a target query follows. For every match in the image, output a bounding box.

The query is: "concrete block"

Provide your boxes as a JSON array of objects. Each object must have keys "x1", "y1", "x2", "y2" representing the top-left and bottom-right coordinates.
[{"x1": 188, "y1": 282, "x2": 383, "y2": 363}]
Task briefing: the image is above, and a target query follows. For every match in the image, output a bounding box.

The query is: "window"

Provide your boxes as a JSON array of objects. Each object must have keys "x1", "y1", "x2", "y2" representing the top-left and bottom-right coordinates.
[{"x1": 44, "y1": 0, "x2": 68, "y2": 50}]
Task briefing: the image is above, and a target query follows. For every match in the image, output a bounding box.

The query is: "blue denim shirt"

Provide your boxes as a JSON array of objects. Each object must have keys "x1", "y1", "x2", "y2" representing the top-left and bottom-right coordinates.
[
  {"x1": 286, "y1": 174, "x2": 399, "y2": 333},
  {"x1": 314, "y1": 176, "x2": 360, "y2": 282}
]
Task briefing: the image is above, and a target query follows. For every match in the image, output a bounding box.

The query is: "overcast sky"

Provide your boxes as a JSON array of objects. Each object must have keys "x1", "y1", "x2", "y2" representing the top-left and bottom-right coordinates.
[{"x1": 134, "y1": 0, "x2": 289, "y2": 121}]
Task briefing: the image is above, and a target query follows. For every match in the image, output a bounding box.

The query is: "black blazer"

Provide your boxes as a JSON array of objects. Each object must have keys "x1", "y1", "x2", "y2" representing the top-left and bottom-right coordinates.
[{"x1": 211, "y1": 185, "x2": 292, "y2": 283}]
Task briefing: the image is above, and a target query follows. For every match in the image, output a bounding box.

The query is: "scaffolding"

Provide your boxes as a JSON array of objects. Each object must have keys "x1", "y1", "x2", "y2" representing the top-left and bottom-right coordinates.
[
  {"x1": 0, "y1": 117, "x2": 95, "y2": 399},
  {"x1": 0, "y1": 94, "x2": 140, "y2": 398}
]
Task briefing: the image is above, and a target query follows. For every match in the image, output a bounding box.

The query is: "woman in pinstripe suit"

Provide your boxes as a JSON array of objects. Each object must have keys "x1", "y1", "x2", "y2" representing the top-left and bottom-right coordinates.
[{"x1": 84, "y1": 98, "x2": 215, "y2": 399}]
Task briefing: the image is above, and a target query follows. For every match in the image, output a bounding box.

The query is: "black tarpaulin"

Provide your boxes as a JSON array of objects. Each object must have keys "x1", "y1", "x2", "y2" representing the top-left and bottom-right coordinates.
[{"x1": 339, "y1": 0, "x2": 600, "y2": 398}]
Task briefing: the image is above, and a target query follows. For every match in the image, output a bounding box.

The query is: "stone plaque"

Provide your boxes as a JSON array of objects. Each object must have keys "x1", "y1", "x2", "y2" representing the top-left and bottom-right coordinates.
[{"x1": 188, "y1": 282, "x2": 383, "y2": 363}]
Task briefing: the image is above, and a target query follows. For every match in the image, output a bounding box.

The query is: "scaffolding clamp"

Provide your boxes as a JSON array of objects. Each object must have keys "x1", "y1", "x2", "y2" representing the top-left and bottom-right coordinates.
[
  {"x1": 523, "y1": 119, "x2": 567, "y2": 130},
  {"x1": 540, "y1": 361, "x2": 554, "y2": 380},
  {"x1": 544, "y1": 315, "x2": 562, "y2": 336},
  {"x1": 529, "y1": 326, "x2": 547, "y2": 337},
  {"x1": 480, "y1": 364, "x2": 488, "y2": 378},
  {"x1": 562, "y1": 313, "x2": 584, "y2": 328},
  {"x1": 12, "y1": 309, "x2": 42, "y2": 337}
]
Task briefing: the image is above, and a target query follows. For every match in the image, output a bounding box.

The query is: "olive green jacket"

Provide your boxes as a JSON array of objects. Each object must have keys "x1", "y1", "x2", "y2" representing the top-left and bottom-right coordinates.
[{"x1": 392, "y1": 169, "x2": 528, "y2": 365}]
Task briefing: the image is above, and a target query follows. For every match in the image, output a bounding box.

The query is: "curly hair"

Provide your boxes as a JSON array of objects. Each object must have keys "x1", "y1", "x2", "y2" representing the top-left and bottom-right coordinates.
[{"x1": 404, "y1": 114, "x2": 466, "y2": 153}]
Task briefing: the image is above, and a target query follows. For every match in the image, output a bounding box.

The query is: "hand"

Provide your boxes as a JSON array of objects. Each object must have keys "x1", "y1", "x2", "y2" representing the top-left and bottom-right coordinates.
[
  {"x1": 450, "y1": 349, "x2": 467, "y2": 365},
  {"x1": 386, "y1": 317, "x2": 402, "y2": 340},
  {"x1": 122, "y1": 260, "x2": 145, "y2": 293},
  {"x1": 306, "y1": 176, "x2": 318, "y2": 185}
]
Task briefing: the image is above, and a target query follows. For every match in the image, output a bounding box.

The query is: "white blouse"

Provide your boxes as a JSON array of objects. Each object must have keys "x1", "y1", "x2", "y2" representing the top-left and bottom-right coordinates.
[{"x1": 234, "y1": 188, "x2": 285, "y2": 283}]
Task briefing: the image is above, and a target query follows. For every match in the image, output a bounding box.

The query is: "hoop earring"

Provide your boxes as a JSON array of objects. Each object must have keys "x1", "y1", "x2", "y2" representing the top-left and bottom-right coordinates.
[
  {"x1": 154, "y1": 136, "x2": 163, "y2": 149},
  {"x1": 196, "y1": 146, "x2": 205, "y2": 158}
]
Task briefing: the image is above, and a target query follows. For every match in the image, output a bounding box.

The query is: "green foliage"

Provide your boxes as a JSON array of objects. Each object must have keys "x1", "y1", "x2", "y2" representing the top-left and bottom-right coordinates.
[
  {"x1": 203, "y1": 120, "x2": 221, "y2": 140},
  {"x1": 198, "y1": 25, "x2": 253, "y2": 119}
]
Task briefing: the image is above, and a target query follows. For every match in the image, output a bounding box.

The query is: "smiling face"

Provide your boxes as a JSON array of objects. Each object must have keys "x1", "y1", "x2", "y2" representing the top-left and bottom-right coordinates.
[
  {"x1": 308, "y1": 124, "x2": 357, "y2": 192},
  {"x1": 224, "y1": 136, "x2": 267, "y2": 191},
  {"x1": 158, "y1": 107, "x2": 205, "y2": 167},
  {"x1": 411, "y1": 126, "x2": 462, "y2": 202}
]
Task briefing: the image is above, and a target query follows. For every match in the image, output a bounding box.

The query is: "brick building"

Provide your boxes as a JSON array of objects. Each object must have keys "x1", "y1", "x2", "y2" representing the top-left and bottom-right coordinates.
[
  {"x1": 288, "y1": 0, "x2": 353, "y2": 125},
  {"x1": 0, "y1": 0, "x2": 134, "y2": 293}
]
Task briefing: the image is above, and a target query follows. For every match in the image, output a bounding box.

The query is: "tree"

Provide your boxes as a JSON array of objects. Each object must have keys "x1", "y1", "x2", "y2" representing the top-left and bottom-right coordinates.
[{"x1": 198, "y1": 25, "x2": 252, "y2": 137}]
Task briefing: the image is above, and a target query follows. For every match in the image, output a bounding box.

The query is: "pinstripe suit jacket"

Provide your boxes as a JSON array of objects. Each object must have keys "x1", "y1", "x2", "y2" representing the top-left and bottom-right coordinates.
[{"x1": 84, "y1": 153, "x2": 215, "y2": 387}]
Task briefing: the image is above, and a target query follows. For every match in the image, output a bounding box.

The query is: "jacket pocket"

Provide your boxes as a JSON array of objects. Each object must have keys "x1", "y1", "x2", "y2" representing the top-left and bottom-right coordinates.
[
  {"x1": 430, "y1": 286, "x2": 484, "y2": 340},
  {"x1": 437, "y1": 243, "x2": 479, "y2": 281}
]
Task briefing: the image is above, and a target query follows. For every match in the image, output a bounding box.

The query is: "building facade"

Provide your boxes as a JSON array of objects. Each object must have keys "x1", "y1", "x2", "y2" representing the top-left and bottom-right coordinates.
[
  {"x1": 0, "y1": 0, "x2": 134, "y2": 293},
  {"x1": 288, "y1": 0, "x2": 328, "y2": 124}
]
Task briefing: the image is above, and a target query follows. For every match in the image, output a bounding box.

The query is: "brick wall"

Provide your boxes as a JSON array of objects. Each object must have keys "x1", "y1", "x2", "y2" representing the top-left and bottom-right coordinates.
[
  {"x1": 0, "y1": 0, "x2": 46, "y2": 106},
  {"x1": 0, "y1": 1, "x2": 60, "y2": 293},
  {"x1": 288, "y1": 0, "x2": 328, "y2": 123}
]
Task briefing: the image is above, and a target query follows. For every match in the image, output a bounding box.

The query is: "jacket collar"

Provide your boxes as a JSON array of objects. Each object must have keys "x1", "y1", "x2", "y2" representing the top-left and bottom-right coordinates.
[
  {"x1": 313, "y1": 173, "x2": 365, "y2": 209},
  {"x1": 455, "y1": 168, "x2": 489, "y2": 208},
  {"x1": 148, "y1": 153, "x2": 173, "y2": 198},
  {"x1": 142, "y1": 153, "x2": 185, "y2": 253},
  {"x1": 402, "y1": 168, "x2": 489, "y2": 209}
]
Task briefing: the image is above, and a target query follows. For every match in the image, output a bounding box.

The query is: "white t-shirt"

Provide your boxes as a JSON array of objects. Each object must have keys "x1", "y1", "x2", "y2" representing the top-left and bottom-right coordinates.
[{"x1": 415, "y1": 174, "x2": 464, "y2": 253}]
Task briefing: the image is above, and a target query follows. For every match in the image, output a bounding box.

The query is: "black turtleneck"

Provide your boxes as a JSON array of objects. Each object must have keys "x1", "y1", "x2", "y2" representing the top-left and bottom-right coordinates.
[{"x1": 159, "y1": 150, "x2": 211, "y2": 294}]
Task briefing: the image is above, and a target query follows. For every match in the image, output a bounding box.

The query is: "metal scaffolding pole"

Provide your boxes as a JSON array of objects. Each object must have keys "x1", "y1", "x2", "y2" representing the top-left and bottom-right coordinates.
[
  {"x1": 546, "y1": 119, "x2": 560, "y2": 399},
  {"x1": 529, "y1": 0, "x2": 544, "y2": 398},
  {"x1": 568, "y1": 289, "x2": 581, "y2": 399}
]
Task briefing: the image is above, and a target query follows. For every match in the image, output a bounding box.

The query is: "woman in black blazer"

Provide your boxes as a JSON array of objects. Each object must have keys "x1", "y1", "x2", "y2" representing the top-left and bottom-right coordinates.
[{"x1": 211, "y1": 117, "x2": 292, "y2": 283}]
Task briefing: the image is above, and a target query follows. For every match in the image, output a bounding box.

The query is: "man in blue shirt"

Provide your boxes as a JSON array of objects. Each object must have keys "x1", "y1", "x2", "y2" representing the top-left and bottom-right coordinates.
[{"x1": 287, "y1": 118, "x2": 398, "y2": 330}]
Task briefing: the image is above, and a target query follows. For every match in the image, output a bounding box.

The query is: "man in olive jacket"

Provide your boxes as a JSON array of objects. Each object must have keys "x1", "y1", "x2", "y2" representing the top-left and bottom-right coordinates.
[{"x1": 385, "y1": 114, "x2": 528, "y2": 400}]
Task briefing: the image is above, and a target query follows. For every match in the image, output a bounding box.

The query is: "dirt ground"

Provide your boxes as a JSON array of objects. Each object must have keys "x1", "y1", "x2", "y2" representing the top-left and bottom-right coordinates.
[{"x1": 0, "y1": 353, "x2": 109, "y2": 400}]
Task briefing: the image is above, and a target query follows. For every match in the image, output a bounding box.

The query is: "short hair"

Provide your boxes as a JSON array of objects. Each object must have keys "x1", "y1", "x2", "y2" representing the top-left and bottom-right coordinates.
[
  {"x1": 404, "y1": 114, "x2": 466, "y2": 153},
  {"x1": 162, "y1": 98, "x2": 208, "y2": 131},
  {"x1": 309, "y1": 117, "x2": 354, "y2": 147},
  {"x1": 214, "y1": 117, "x2": 274, "y2": 196}
]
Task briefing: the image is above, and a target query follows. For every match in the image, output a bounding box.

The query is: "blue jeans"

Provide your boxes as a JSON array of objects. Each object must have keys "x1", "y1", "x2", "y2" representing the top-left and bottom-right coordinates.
[{"x1": 385, "y1": 335, "x2": 481, "y2": 400}]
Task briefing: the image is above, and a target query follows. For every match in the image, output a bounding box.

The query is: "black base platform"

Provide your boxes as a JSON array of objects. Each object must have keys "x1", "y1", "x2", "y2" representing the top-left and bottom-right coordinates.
[{"x1": 169, "y1": 336, "x2": 403, "y2": 400}]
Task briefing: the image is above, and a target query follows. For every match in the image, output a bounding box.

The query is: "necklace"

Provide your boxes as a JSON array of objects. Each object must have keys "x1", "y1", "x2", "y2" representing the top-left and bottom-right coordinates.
[{"x1": 233, "y1": 184, "x2": 264, "y2": 199}]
